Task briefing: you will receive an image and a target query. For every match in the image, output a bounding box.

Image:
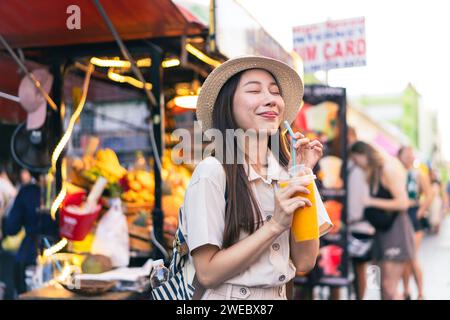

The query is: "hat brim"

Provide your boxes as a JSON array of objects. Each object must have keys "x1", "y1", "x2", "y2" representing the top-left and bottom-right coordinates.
[{"x1": 196, "y1": 55, "x2": 304, "y2": 133}]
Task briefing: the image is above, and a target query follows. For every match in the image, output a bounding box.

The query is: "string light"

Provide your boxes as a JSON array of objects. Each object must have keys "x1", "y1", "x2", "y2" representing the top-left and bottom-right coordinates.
[
  {"x1": 107, "y1": 69, "x2": 152, "y2": 90},
  {"x1": 185, "y1": 44, "x2": 222, "y2": 68},
  {"x1": 90, "y1": 57, "x2": 151, "y2": 68},
  {"x1": 49, "y1": 63, "x2": 94, "y2": 220},
  {"x1": 162, "y1": 58, "x2": 181, "y2": 68}
]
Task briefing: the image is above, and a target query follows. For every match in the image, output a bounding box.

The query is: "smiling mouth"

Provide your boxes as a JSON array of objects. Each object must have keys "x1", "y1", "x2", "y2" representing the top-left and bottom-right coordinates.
[{"x1": 258, "y1": 111, "x2": 279, "y2": 119}]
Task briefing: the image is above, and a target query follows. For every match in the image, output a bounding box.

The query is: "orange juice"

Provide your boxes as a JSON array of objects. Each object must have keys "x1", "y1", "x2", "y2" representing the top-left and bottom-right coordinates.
[{"x1": 279, "y1": 175, "x2": 319, "y2": 242}]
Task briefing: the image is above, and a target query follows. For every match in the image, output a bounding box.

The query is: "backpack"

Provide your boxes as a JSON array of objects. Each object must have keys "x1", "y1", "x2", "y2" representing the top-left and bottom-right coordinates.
[
  {"x1": 150, "y1": 206, "x2": 202, "y2": 300},
  {"x1": 151, "y1": 179, "x2": 231, "y2": 300}
]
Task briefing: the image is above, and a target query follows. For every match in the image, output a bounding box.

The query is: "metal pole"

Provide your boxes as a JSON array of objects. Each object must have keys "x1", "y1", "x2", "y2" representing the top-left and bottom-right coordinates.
[
  {"x1": 148, "y1": 46, "x2": 166, "y2": 260},
  {"x1": 0, "y1": 91, "x2": 20, "y2": 102},
  {"x1": 49, "y1": 63, "x2": 65, "y2": 193}
]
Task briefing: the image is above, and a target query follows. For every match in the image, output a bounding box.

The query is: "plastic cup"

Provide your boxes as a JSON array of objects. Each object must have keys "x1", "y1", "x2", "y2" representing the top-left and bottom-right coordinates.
[{"x1": 278, "y1": 172, "x2": 319, "y2": 242}]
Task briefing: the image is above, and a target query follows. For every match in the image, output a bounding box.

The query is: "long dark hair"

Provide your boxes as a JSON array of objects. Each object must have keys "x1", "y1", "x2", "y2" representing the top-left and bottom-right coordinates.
[
  {"x1": 349, "y1": 141, "x2": 384, "y2": 191},
  {"x1": 211, "y1": 69, "x2": 291, "y2": 248}
]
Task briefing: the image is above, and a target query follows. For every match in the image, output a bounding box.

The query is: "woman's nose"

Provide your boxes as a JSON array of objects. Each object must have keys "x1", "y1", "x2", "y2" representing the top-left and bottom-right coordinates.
[{"x1": 263, "y1": 92, "x2": 277, "y2": 107}]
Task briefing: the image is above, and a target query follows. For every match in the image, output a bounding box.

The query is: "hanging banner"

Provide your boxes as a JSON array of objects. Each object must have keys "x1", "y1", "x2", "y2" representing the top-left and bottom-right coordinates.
[{"x1": 293, "y1": 17, "x2": 366, "y2": 73}]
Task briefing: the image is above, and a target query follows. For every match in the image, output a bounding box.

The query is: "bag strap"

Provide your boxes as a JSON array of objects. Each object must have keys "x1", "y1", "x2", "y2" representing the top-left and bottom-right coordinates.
[
  {"x1": 192, "y1": 275, "x2": 206, "y2": 300},
  {"x1": 173, "y1": 177, "x2": 229, "y2": 300}
]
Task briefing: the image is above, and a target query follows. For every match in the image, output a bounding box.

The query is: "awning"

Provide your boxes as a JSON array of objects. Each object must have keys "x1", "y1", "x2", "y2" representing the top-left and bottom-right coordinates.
[
  {"x1": 0, "y1": 0, "x2": 208, "y2": 123},
  {"x1": 0, "y1": 0, "x2": 205, "y2": 49}
]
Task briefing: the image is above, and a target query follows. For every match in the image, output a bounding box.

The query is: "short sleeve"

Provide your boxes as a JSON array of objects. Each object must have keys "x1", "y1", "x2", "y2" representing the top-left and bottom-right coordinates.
[
  {"x1": 182, "y1": 157, "x2": 227, "y2": 252},
  {"x1": 314, "y1": 182, "x2": 333, "y2": 237}
]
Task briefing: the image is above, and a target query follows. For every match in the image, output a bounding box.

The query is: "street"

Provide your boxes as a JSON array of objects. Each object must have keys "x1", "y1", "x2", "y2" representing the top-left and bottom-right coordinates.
[
  {"x1": 364, "y1": 214, "x2": 450, "y2": 300},
  {"x1": 418, "y1": 215, "x2": 450, "y2": 300}
]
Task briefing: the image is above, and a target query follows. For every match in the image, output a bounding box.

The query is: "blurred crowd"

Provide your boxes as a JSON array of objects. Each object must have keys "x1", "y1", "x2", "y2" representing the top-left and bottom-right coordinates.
[{"x1": 347, "y1": 127, "x2": 449, "y2": 300}]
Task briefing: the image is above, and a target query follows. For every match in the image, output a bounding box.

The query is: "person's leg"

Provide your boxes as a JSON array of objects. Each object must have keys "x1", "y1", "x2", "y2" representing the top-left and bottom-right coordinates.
[
  {"x1": 14, "y1": 262, "x2": 27, "y2": 295},
  {"x1": 411, "y1": 231, "x2": 425, "y2": 299},
  {"x1": 330, "y1": 286, "x2": 341, "y2": 300},
  {"x1": 402, "y1": 262, "x2": 412, "y2": 299},
  {"x1": 381, "y1": 261, "x2": 406, "y2": 300},
  {"x1": 353, "y1": 261, "x2": 368, "y2": 300}
]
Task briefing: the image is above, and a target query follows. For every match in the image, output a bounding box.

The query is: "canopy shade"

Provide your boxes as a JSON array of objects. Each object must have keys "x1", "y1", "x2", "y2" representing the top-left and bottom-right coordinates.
[{"x1": 0, "y1": 0, "x2": 205, "y2": 49}]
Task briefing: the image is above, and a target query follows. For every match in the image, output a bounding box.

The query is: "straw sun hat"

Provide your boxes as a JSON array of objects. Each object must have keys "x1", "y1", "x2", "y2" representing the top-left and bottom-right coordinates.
[{"x1": 196, "y1": 55, "x2": 304, "y2": 132}]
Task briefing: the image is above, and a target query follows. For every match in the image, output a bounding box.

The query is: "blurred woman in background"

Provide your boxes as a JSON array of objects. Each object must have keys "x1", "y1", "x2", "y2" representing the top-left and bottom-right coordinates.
[
  {"x1": 398, "y1": 146, "x2": 433, "y2": 300},
  {"x1": 350, "y1": 141, "x2": 414, "y2": 300}
]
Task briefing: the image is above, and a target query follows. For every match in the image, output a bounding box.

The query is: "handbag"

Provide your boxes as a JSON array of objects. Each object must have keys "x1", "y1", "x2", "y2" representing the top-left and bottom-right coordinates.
[
  {"x1": 363, "y1": 173, "x2": 399, "y2": 232},
  {"x1": 363, "y1": 207, "x2": 397, "y2": 232}
]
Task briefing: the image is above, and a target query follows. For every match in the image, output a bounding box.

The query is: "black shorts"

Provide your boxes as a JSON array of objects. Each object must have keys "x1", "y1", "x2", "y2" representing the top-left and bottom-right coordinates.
[{"x1": 407, "y1": 206, "x2": 429, "y2": 232}]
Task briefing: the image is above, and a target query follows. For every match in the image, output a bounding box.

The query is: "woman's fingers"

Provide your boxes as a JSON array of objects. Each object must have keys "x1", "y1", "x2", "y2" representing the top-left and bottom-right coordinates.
[
  {"x1": 294, "y1": 138, "x2": 310, "y2": 149},
  {"x1": 277, "y1": 184, "x2": 310, "y2": 200},
  {"x1": 285, "y1": 196, "x2": 312, "y2": 207},
  {"x1": 282, "y1": 196, "x2": 311, "y2": 212},
  {"x1": 308, "y1": 140, "x2": 323, "y2": 149},
  {"x1": 293, "y1": 132, "x2": 305, "y2": 139}
]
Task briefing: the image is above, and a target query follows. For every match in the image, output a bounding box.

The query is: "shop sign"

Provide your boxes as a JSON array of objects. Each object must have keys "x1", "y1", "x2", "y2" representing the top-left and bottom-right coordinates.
[{"x1": 293, "y1": 17, "x2": 366, "y2": 73}]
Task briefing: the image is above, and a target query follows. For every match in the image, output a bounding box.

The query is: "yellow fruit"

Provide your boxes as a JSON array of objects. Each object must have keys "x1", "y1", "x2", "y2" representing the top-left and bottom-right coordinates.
[
  {"x1": 72, "y1": 158, "x2": 84, "y2": 171},
  {"x1": 129, "y1": 180, "x2": 142, "y2": 192},
  {"x1": 136, "y1": 171, "x2": 153, "y2": 189},
  {"x1": 123, "y1": 190, "x2": 139, "y2": 202},
  {"x1": 127, "y1": 172, "x2": 135, "y2": 182},
  {"x1": 96, "y1": 149, "x2": 127, "y2": 179},
  {"x1": 139, "y1": 190, "x2": 153, "y2": 202}
]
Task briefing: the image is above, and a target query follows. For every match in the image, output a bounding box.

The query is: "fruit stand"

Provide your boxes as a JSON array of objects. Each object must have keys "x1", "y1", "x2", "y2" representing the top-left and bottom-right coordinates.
[{"x1": 0, "y1": 0, "x2": 215, "y2": 299}]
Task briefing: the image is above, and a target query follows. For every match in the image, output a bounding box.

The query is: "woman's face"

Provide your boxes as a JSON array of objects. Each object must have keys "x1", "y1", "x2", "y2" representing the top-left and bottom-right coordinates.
[
  {"x1": 399, "y1": 147, "x2": 415, "y2": 169},
  {"x1": 352, "y1": 153, "x2": 369, "y2": 169},
  {"x1": 232, "y1": 69, "x2": 285, "y2": 134}
]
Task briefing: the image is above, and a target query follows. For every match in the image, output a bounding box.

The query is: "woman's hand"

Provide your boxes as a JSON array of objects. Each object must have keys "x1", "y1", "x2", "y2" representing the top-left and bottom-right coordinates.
[
  {"x1": 272, "y1": 182, "x2": 312, "y2": 233},
  {"x1": 288, "y1": 132, "x2": 324, "y2": 169}
]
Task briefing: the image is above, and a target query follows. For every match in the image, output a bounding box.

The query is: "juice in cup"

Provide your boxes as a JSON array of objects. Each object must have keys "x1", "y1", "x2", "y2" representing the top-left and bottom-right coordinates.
[{"x1": 278, "y1": 173, "x2": 319, "y2": 242}]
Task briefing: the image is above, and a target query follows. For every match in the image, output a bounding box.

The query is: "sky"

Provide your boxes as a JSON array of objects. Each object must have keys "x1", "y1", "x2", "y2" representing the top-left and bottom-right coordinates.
[{"x1": 236, "y1": 0, "x2": 450, "y2": 160}]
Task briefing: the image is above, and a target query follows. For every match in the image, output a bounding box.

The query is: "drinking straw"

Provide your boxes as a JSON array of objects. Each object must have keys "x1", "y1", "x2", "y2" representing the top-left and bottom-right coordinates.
[
  {"x1": 43, "y1": 237, "x2": 63, "y2": 273},
  {"x1": 283, "y1": 121, "x2": 297, "y2": 175}
]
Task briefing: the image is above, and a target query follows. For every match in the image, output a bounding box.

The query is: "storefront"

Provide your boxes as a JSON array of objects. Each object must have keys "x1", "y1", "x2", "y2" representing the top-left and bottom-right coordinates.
[{"x1": 0, "y1": 0, "x2": 210, "y2": 299}]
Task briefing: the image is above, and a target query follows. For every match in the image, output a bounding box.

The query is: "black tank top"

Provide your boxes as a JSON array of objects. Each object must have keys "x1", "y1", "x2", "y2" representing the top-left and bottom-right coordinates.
[{"x1": 370, "y1": 179, "x2": 394, "y2": 201}]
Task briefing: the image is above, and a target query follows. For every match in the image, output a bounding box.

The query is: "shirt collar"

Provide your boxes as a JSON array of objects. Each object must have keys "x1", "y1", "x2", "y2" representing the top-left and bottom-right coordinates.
[{"x1": 244, "y1": 150, "x2": 289, "y2": 184}]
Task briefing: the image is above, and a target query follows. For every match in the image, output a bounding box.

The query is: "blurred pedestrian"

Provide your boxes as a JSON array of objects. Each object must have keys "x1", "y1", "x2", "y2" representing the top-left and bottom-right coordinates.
[
  {"x1": 0, "y1": 161, "x2": 18, "y2": 299},
  {"x1": 350, "y1": 141, "x2": 413, "y2": 300},
  {"x1": 398, "y1": 146, "x2": 433, "y2": 300},
  {"x1": 0, "y1": 162, "x2": 17, "y2": 237},
  {"x1": 2, "y1": 170, "x2": 57, "y2": 295},
  {"x1": 346, "y1": 131, "x2": 375, "y2": 300},
  {"x1": 428, "y1": 170, "x2": 444, "y2": 235},
  {"x1": 445, "y1": 181, "x2": 450, "y2": 214}
]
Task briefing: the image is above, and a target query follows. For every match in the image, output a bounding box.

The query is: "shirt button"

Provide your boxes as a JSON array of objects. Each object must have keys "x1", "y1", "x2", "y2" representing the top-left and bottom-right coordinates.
[
  {"x1": 272, "y1": 243, "x2": 280, "y2": 251},
  {"x1": 266, "y1": 215, "x2": 272, "y2": 221},
  {"x1": 279, "y1": 275, "x2": 286, "y2": 282},
  {"x1": 240, "y1": 288, "x2": 247, "y2": 295}
]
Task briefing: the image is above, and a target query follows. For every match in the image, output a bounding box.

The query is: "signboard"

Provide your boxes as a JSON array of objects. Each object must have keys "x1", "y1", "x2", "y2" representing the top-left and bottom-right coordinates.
[
  {"x1": 293, "y1": 85, "x2": 350, "y2": 291},
  {"x1": 213, "y1": 0, "x2": 295, "y2": 68},
  {"x1": 293, "y1": 17, "x2": 366, "y2": 73}
]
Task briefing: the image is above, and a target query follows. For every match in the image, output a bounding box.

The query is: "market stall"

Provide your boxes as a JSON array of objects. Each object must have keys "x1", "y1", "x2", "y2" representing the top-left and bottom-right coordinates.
[{"x1": 0, "y1": 0, "x2": 212, "y2": 299}]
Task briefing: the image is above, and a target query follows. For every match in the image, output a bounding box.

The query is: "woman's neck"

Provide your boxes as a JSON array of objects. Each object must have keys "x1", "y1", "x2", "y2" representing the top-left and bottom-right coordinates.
[{"x1": 245, "y1": 134, "x2": 269, "y2": 176}]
